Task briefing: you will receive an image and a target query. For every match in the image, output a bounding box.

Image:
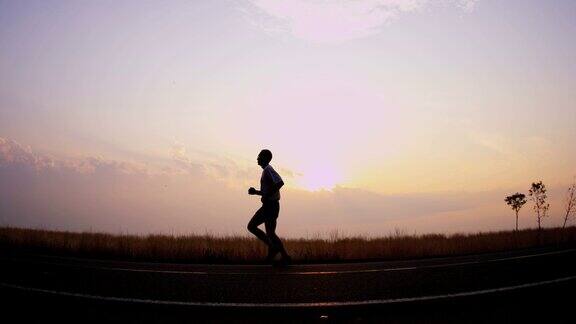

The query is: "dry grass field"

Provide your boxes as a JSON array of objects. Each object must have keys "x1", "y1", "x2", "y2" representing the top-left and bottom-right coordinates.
[{"x1": 1, "y1": 226, "x2": 575, "y2": 264}]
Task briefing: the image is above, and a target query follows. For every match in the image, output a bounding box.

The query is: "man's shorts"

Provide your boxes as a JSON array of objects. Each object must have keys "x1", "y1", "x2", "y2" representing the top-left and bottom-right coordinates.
[{"x1": 253, "y1": 200, "x2": 280, "y2": 222}]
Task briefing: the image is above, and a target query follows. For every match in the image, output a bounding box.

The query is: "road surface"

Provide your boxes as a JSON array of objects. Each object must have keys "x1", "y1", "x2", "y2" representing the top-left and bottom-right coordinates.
[{"x1": 1, "y1": 246, "x2": 575, "y2": 323}]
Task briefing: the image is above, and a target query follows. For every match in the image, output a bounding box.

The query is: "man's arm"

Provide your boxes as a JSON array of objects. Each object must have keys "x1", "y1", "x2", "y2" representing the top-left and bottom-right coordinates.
[
  {"x1": 248, "y1": 181, "x2": 284, "y2": 198},
  {"x1": 248, "y1": 187, "x2": 261, "y2": 196}
]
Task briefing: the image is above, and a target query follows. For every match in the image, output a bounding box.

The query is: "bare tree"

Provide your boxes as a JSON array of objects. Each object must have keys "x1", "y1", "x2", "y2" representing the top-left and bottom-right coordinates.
[
  {"x1": 505, "y1": 193, "x2": 527, "y2": 231},
  {"x1": 563, "y1": 178, "x2": 576, "y2": 228},
  {"x1": 529, "y1": 181, "x2": 549, "y2": 230}
]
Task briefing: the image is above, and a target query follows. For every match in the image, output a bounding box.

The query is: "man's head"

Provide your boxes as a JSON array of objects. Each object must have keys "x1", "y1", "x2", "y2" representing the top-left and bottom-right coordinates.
[{"x1": 257, "y1": 149, "x2": 272, "y2": 167}]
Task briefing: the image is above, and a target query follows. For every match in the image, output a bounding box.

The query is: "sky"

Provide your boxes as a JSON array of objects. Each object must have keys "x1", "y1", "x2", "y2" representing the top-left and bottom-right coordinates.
[{"x1": 1, "y1": 0, "x2": 575, "y2": 237}]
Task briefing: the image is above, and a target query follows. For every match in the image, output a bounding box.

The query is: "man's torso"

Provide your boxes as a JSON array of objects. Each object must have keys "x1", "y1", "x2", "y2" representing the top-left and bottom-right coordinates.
[{"x1": 260, "y1": 164, "x2": 282, "y2": 201}]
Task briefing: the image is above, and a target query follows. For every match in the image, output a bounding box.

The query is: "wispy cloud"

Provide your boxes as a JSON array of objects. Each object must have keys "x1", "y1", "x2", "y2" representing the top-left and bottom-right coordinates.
[
  {"x1": 243, "y1": 0, "x2": 481, "y2": 43},
  {"x1": 457, "y1": 0, "x2": 480, "y2": 13},
  {"x1": 0, "y1": 137, "x2": 160, "y2": 176},
  {"x1": 467, "y1": 129, "x2": 508, "y2": 155}
]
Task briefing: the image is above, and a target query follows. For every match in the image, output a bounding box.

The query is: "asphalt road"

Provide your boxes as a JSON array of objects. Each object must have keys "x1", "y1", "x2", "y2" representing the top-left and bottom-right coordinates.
[{"x1": 1, "y1": 246, "x2": 575, "y2": 323}]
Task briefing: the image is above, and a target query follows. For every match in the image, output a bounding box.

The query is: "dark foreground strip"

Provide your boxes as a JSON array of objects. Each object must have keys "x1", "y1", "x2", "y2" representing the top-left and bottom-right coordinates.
[
  {"x1": 1, "y1": 276, "x2": 575, "y2": 308},
  {"x1": 3, "y1": 248, "x2": 575, "y2": 276}
]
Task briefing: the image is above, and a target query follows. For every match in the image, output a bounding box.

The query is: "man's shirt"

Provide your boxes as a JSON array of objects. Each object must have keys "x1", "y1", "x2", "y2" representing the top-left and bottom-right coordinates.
[{"x1": 260, "y1": 164, "x2": 283, "y2": 201}]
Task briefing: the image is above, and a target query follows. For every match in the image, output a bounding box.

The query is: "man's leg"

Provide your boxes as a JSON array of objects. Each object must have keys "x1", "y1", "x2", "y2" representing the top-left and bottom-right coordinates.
[
  {"x1": 247, "y1": 207, "x2": 272, "y2": 248},
  {"x1": 265, "y1": 218, "x2": 289, "y2": 259}
]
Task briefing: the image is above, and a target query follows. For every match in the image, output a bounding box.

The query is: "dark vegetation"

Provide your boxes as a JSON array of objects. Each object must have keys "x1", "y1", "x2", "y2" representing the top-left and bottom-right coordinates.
[{"x1": 2, "y1": 226, "x2": 575, "y2": 264}]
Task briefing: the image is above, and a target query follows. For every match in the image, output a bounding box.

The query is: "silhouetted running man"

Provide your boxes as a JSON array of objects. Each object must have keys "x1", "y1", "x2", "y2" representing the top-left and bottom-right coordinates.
[{"x1": 247, "y1": 149, "x2": 291, "y2": 265}]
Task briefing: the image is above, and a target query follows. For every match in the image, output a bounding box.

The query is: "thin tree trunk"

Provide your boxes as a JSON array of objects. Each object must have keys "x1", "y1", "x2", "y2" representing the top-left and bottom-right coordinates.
[
  {"x1": 515, "y1": 210, "x2": 519, "y2": 231},
  {"x1": 564, "y1": 199, "x2": 574, "y2": 229}
]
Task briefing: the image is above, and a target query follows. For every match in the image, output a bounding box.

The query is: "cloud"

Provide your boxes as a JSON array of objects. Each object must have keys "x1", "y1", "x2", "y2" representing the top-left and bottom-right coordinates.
[
  {"x1": 4, "y1": 136, "x2": 568, "y2": 237},
  {"x1": 467, "y1": 129, "x2": 508, "y2": 155},
  {"x1": 0, "y1": 137, "x2": 157, "y2": 176},
  {"x1": 0, "y1": 137, "x2": 242, "y2": 234},
  {"x1": 169, "y1": 141, "x2": 260, "y2": 187},
  {"x1": 457, "y1": 0, "x2": 480, "y2": 13},
  {"x1": 243, "y1": 0, "x2": 480, "y2": 43}
]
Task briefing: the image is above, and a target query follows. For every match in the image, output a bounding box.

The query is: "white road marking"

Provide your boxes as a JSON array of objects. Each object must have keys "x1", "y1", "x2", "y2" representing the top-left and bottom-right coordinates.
[
  {"x1": 1, "y1": 275, "x2": 575, "y2": 307},
  {"x1": 2, "y1": 248, "x2": 574, "y2": 276}
]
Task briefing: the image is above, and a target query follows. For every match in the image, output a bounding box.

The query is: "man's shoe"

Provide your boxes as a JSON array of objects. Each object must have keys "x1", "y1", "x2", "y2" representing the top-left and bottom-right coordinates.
[
  {"x1": 273, "y1": 255, "x2": 292, "y2": 267},
  {"x1": 282, "y1": 255, "x2": 292, "y2": 265}
]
